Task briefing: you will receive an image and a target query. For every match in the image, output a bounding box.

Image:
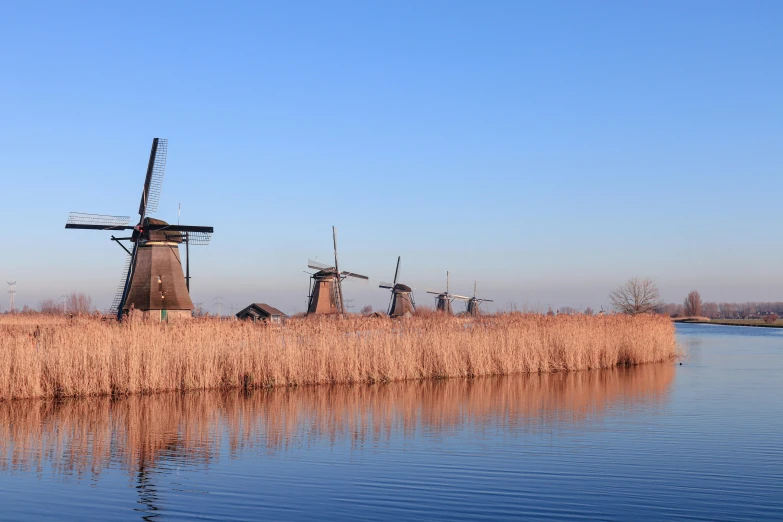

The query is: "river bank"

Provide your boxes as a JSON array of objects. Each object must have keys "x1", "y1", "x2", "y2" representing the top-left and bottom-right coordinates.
[{"x1": 672, "y1": 317, "x2": 783, "y2": 328}]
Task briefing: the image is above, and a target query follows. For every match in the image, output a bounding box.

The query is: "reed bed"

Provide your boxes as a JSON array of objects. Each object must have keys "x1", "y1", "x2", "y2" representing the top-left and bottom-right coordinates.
[
  {"x1": 0, "y1": 363, "x2": 674, "y2": 476},
  {"x1": 0, "y1": 313, "x2": 678, "y2": 401}
]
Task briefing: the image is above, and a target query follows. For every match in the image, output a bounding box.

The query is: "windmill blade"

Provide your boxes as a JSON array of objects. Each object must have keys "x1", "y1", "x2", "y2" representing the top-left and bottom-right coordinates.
[
  {"x1": 139, "y1": 138, "x2": 168, "y2": 219},
  {"x1": 144, "y1": 224, "x2": 213, "y2": 233},
  {"x1": 341, "y1": 271, "x2": 368, "y2": 280},
  {"x1": 66, "y1": 224, "x2": 134, "y2": 231},
  {"x1": 450, "y1": 294, "x2": 471, "y2": 300},
  {"x1": 308, "y1": 259, "x2": 333, "y2": 271},
  {"x1": 66, "y1": 212, "x2": 131, "y2": 228},
  {"x1": 393, "y1": 256, "x2": 401, "y2": 286},
  {"x1": 478, "y1": 299, "x2": 494, "y2": 303},
  {"x1": 426, "y1": 290, "x2": 443, "y2": 295},
  {"x1": 108, "y1": 250, "x2": 134, "y2": 316},
  {"x1": 163, "y1": 231, "x2": 213, "y2": 245},
  {"x1": 379, "y1": 282, "x2": 394, "y2": 289}
]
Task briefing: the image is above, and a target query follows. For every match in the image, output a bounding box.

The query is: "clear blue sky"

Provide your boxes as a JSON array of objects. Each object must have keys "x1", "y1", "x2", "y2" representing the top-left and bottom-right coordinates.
[{"x1": 1, "y1": 1, "x2": 781, "y2": 314}]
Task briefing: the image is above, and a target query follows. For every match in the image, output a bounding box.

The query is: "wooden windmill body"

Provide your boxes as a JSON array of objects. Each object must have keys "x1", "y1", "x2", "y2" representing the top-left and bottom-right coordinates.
[
  {"x1": 65, "y1": 138, "x2": 213, "y2": 321},
  {"x1": 427, "y1": 271, "x2": 469, "y2": 315},
  {"x1": 306, "y1": 227, "x2": 368, "y2": 316},
  {"x1": 379, "y1": 256, "x2": 415, "y2": 317},
  {"x1": 466, "y1": 281, "x2": 493, "y2": 317}
]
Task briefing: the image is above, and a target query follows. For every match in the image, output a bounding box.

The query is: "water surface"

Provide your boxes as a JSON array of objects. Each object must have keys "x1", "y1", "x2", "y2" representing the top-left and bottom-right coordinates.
[{"x1": 0, "y1": 324, "x2": 781, "y2": 520}]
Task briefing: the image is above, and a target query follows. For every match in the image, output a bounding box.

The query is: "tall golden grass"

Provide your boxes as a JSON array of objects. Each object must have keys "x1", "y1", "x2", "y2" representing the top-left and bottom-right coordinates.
[
  {"x1": 0, "y1": 313, "x2": 678, "y2": 401},
  {"x1": 0, "y1": 363, "x2": 674, "y2": 476}
]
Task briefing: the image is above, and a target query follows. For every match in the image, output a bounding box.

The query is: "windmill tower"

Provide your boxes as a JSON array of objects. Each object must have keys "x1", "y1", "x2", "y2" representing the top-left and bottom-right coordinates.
[
  {"x1": 306, "y1": 227, "x2": 368, "y2": 316},
  {"x1": 65, "y1": 138, "x2": 213, "y2": 321},
  {"x1": 426, "y1": 271, "x2": 469, "y2": 314},
  {"x1": 379, "y1": 256, "x2": 415, "y2": 317},
  {"x1": 466, "y1": 281, "x2": 493, "y2": 316}
]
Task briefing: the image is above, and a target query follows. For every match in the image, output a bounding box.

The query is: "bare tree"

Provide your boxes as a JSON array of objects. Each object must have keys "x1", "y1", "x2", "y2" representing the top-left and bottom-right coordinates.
[
  {"x1": 702, "y1": 301, "x2": 719, "y2": 319},
  {"x1": 65, "y1": 292, "x2": 93, "y2": 315},
  {"x1": 584, "y1": 306, "x2": 594, "y2": 316},
  {"x1": 609, "y1": 277, "x2": 663, "y2": 315},
  {"x1": 360, "y1": 305, "x2": 373, "y2": 315},
  {"x1": 719, "y1": 302, "x2": 736, "y2": 319},
  {"x1": 659, "y1": 302, "x2": 684, "y2": 317},
  {"x1": 683, "y1": 290, "x2": 703, "y2": 317},
  {"x1": 39, "y1": 298, "x2": 62, "y2": 314}
]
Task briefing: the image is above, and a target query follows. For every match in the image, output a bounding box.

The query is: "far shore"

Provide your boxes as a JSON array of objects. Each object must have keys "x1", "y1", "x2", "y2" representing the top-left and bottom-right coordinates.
[{"x1": 672, "y1": 317, "x2": 783, "y2": 328}]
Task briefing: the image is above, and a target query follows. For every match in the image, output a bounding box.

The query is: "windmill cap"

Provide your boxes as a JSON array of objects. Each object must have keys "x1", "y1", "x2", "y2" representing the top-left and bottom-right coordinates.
[{"x1": 393, "y1": 283, "x2": 412, "y2": 292}]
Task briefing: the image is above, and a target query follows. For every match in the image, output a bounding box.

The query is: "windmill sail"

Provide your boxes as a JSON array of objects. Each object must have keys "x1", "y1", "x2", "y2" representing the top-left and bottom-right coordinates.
[
  {"x1": 67, "y1": 213, "x2": 131, "y2": 227},
  {"x1": 139, "y1": 138, "x2": 167, "y2": 219},
  {"x1": 109, "y1": 248, "x2": 134, "y2": 316}
]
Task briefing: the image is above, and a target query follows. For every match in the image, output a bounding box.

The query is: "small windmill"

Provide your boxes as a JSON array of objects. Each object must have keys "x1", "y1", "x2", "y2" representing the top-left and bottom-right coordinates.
[
  {"x1": 426, "y1": 271, "x2": 469, "y2": 314},
  {"x1": 65, "y1": 138, "x2": 213, "y2": 321},
  {"x1": 466, "y1": 281, "x2": 493, "y2": 316},
  {"x1": 379, "y1": 256, "x2": 415, "y2": 317},
  {"x1": 306, "y1": 227, "x2": 368, "y2": 316}
]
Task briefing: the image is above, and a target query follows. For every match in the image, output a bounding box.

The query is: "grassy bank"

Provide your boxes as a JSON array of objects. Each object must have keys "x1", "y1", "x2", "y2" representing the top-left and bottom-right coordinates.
[
  {"x1": 673, "y1": 317, "x2": 783, "y2": 328},
  {"x1": 0, "y1": 313, "x2": 679, "y2": 401}
]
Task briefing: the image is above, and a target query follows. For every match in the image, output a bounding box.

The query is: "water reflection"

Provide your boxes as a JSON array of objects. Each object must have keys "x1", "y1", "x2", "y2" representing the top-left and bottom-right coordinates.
[{"x1": 0, "y1": 363, "x2": 674, "y2": 480}]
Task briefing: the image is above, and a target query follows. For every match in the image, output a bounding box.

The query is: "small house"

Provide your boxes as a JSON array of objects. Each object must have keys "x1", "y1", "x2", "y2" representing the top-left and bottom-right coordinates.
[{"x1": 236, "y1": 303, "x2": 285, "y2": 324}]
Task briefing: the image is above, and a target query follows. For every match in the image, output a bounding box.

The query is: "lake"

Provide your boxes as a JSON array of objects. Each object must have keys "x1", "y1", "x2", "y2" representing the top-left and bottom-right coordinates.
[{"x1": 0, "y1": 323, "x2": 781, "y2": 520}]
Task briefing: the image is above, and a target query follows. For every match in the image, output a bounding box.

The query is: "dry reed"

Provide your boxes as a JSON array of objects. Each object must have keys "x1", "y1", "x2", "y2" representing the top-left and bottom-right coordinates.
[
  {"x1": 0, "y1": 313, "x2": 678, "y2": 401},
  {"x1": 0, "y1": 363, "x2": 674, "y2": 476}
]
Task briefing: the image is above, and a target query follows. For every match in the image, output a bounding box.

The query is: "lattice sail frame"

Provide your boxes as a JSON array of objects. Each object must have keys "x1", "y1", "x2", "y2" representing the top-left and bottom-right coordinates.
[
  {"x1": 143, "y1": 138, "x2": 167, "y2": 218},
  {"x1": 163, "y1": 231, "x2": 213, "y2": 245},
  {"x1": 67, "y1": 213, "x2": 131, "y2": 227}
]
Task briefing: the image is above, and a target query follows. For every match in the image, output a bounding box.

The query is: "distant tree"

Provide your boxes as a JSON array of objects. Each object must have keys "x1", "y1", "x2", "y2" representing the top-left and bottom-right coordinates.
[
  {"x1": 559, "y1": 306, "x2": 578, "y2": 315},
  {"x1": 683, "y1": 290, "x2": 703, "y2": 317},
  {"x1": 65, "y1": 292, "x2": 92, "y2": 315},
  {"x1": 719, "y1": 302, "x2": 736, "y2": 318},
  {"x1": 658, "y1": 303, "x2": 684, "y2": 317},
  {"x1": 546, "y1": 307, "x2": 555, "y2": 316},
  {"x1": 39, "y1": 298, "x2": 62, "y2": 314},
  {"x1": 360, "y1": 305, "x2": 373, "y2": 315},
  {"x1": 702, "y1": 301, "x2": 719, "y2": 319},
  {"x1": 609, "y1": 277, "x2": 663, "y2": 315},
  {"x1": 584, "y1": 306, "x2": 594, "y2": 316},
  {"x1": 737, "y1": 303, "x2": 755, "y2": 319}
]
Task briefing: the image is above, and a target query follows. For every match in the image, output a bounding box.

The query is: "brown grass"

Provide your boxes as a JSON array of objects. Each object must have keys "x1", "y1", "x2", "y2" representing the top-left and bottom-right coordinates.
[
  {"x1": 0, "y1": 363, "x2": 674, "y2": 476},
  {"x1": 0, "y1": 313, "x2": 678, "y2": 401}
]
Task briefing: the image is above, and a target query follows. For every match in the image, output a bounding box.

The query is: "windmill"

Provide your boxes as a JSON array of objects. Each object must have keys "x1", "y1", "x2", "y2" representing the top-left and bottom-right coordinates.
[
  {"x1": 466, "y1": 281, "x2": 493, "y2": 316},
  {"x1": 426, "y1": 271, "x2": 469, "y2": 314},
  {"x1": 379, "y1": 256, "x2": 415, "y2": 317},
  {"x1": 65, "y1": 138, "x2": 213, "y2": 321},
  {"x1": 306, "y1": 227, "x2": 368, "y2": 316}
]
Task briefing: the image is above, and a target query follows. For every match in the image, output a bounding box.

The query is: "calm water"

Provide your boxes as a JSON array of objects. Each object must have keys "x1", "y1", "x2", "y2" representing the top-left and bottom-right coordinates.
[{"x1": 0, "y1": 323, "x2": 781, "y2": 521}]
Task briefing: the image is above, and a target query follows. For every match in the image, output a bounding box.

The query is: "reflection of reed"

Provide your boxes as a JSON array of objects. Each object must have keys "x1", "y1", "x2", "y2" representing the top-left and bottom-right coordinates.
[{"x1": 0, "y1": 363, "x2": 674, "y2": 476}]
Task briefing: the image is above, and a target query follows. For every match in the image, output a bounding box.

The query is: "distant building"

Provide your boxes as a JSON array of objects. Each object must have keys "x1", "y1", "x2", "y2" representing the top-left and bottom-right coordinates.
[{"x1": 236, "y1": 303, "x2": 285, "y2": 324}]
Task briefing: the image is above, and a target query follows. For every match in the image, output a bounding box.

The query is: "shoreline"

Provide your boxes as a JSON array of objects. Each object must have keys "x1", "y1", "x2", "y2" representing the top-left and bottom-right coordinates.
[{"x1": 672, "y1": 318, "x2": 783, "y2": 328}]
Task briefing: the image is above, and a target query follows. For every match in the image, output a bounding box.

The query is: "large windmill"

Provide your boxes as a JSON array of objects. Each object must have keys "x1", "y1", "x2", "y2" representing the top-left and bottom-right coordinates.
[
  {"x1": 379, "y1": 256, "x2": 415, "y2": 317},
  {"x1": 426, "y1": 271, "x2": 469, "y2": 314},
  {"x1": 65, "y1": 138, "x2": 213, "y2": 321},
  {"x1": 306, "y1": 227, "x2": 368, "y2": 316},
  {"x1": 466, "y1": 281, "x2": 493, "y2": 316}
]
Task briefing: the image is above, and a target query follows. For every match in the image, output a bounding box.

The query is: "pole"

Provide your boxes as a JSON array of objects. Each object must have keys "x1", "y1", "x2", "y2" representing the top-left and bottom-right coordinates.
[{"x1": 185, "y1": 232, "x2": 190, "y2": 291}]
